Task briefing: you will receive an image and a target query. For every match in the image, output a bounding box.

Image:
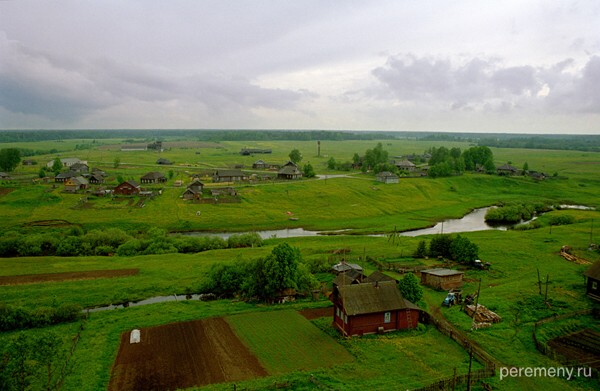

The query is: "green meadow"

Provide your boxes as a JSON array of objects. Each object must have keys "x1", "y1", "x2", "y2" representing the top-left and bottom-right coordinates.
[{"x1": 1, "y1": 135, "x2": 599, "y2": 390}]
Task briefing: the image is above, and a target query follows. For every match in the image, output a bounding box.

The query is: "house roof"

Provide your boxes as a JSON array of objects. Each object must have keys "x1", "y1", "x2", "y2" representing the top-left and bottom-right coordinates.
[
  {"x1": 497, "y1": 164, "x2": 518, "y2": 171},
  {"x1": 278, "y1": 165, "x2": 302, "y2": 175},
  {"x1": 365, "y1": 271, "x2": 397, "y2": 283},
  {"x1": 116, "y1": 180, "x2": 140, "y2": 188},
  {"x1": 69, "y1": 162, "x2": 88, "y2": 170},
  {"x1": 338, "y1": 281, "x2": 410, "y2": 316},
  {"x1": 585, "y1": 261, "x2": 600, "y2": 280},
  {"x1": 421, "y1": 268, "x2": 463, "y2": 277},
  {"x1": 69, "y1": 176, "x2": 88, "y2": 185},
  {"x1": 55, "y1": 171, "x2": 78, "y2": 179},
  {"x1": 188, "y1": 179, "x2": 204, "y2": 187},
  {"x1": 395, "y1": 160, "x2": 416, "y2": 168},
  {"x1": 141, "y1": 171, "x2": 165, "y2": 180},
  {"x1": 332, "y1": 262, "x2": 363, "y2": 273},
  {"x1": 377, "y1": 171, "x2": 398, "y2": 178},
  {"x1": 0, "y1": 172, "x2": 10, "y2": 178},
  {"x1": 183, "y1": 188, "x2": 200, "y2": 195}
]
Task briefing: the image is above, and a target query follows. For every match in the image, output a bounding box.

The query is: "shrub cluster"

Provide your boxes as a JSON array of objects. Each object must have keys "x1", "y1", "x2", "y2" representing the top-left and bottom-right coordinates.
[
  {"x1": 0, "y1": 303, "x2": 82, "y2": 332},
  {"x1": 485, "y1": 202, "x2": 551, "y2": 224},
  {"x1": 417, "y1": 234, "x2": 479, "y2": 263},
  {"x1": 0, "y1": 228, "x2": 262, "y2": 257}
]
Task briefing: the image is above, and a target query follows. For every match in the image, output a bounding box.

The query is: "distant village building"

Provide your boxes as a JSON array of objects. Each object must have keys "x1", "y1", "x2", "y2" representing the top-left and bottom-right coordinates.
[
  {"x1": 54, "y1": 171, "x2": 78, "y2": 183},
  {"x1": 331, "y1": 275, "x2": 421, "y2": 337},
  {"x1": 182, "y1": 180, "x2": 204, "y2": 200},
  {"x1": 240, "y1": 148, "x2": 272, "y2": 155},
  {"x1": 395, "y1": 160, "x2": 416, "y2": 172},
  {"x1": 64, "y1": 176, "x2": 89, "y2": 192},
  {"x1": 212, "y1": 169, "x2": 247, "y2": 183},
  {"x1": 69, "y1": 162, "x2": 89, "y2": 174},
  {"x1": 420, "y1": 269, "x2": 464, "y2": 290},
  {"x1": 496, "y1": 164, "x2": 518, "y2": 176},
  {"x1": 88, "y1": 172, "x2": 105, "y2": 184},
  {"x1": 376, "y1": 171, "x2": 399, "y2": 184},
  {"x1": 46, "y1": 158, "x2": 86, "y2": 169},
  {"x1": 0, "y1": 172, "x2": 11, "y2": 180},
  {"x1": 156, "y1": 158, "x2": 172, "y2": 165},
  {"x1": 277, "y1": 161, "x2": 302, "y2": 180},
  {"x1": 140, "y1": 172, "x2": 167, "y2": 184},
  {"x1": 252, "y1": 160, "x2": 279, "y2": 170},
  {"x1": 114, "y1": 180, "x2": 141, "y2": 196},
  {"x1": 147, "y1": 141, "x2": 163, "y2": 151},
  {"x1": 584, "y1": 262, "x2": 600, "y2": 302},
  {"x1": 332, "y1": 260, "x2": 363, "y2": 275},
  {"x1": 22, "y1": 159, "x2": 37, "y2": 166}
]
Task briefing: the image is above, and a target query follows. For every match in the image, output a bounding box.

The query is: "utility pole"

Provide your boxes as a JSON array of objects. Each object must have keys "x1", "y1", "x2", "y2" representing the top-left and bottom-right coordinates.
[
  {"x1": 544, "y1": 274, "x2": 550, "y2": 303},
  {"x1": 466, "y1": 347, "x2": 474, "y2": 391},
  {"x1": 537, "y1": 268, "x2": 542, "y2": 295}
]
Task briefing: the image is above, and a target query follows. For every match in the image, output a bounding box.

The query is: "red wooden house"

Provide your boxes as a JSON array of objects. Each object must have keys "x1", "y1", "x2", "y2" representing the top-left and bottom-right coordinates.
[
  {"x1": 113, "y1": 180, "x2": 141, "y2": 196},
  {"x1": 331, "y1": 279, "x2": 420, "y2": 337}
]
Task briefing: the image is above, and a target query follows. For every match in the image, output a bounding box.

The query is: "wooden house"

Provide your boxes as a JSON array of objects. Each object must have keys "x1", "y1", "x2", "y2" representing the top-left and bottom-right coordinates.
[
  {"x1": 277, "y1": 161, "x2": 302, "y2": 180},
  {"x1": 69, "y1": 162, "x2": 89, "y2": 173},
  {"x1": 88, "y1": 173, "x2": 105, "y2": 184},
  {"x1": 376, "y1": 171, "x2": 399, "y2": 184},
  {"x1": 496, "y1": 164, "x2": 518, "y2": 176},
  {"x1": 584, "y1": 261, "x2": 600, "y2": 302},
  {"x1": 140, "y1": 172, "x2": 167, "y2": 184},
  {"x1": 64, "y1": 176, "x2": 89, "y2": 192},
  {"x1": 395, "y1": 160, "x2": 416, "y2": 172},
  {"x1": 54, "y1": 171, "x2": 78, "y2": 183},
  {"x1": 22, "y1": 159, "x2": 37, "y2": 166},
  {"x1": 332, "y1": 261, "x2": 363, "y2": 275},
  {"x1": 114, "y1": 180, "x2": 141, "y2": 196},
  {"x1": 331, "y1": 279, "x2": 420, "y2": 336},
  {"x1": 212, "y1": 169, "x2": 247, "y2": 183},
  {"x1": 420, "y1": 268, "x2": 464, "y2": 290}
]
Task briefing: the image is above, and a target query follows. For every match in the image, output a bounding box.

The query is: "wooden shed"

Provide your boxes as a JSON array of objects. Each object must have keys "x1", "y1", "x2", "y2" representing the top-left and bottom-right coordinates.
[
  {"x1": 420, "y1": 268, "x2": 464, "y2": 290},
  {"x1": 331, "y1": 280, "x2": 420, "y2": 336},
  {"x1": 584, "y1": 261, "x2": 600, "y2": 302}
]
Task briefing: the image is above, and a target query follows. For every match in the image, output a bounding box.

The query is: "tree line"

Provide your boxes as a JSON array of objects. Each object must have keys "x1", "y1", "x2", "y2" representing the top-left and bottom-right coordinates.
[{"x1": 0, "y1": 227, "x2": 263, "y2": 258}]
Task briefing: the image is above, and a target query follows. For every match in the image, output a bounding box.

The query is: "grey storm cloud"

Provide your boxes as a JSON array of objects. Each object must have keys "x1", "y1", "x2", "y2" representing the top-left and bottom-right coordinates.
[
  {"x1": 370, "y1": 54, "x2": 600, "y2": 114},
  {"x1": 0, "y1": 34, "x2": 310, "y2": 123}
]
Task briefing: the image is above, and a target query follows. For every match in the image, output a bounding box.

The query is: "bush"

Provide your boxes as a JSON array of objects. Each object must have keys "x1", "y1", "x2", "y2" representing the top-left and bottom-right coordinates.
[
  {"x1": 548, "y1": 215, "x2": 575, "y2": 226},
  {"x1": 227, "y1": 233, "x2": 263, "y2": 248}
]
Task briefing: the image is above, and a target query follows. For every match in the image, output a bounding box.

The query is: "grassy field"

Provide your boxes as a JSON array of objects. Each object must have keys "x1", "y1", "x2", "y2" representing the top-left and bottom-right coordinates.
[
  {"x1": 1, "y1": 136, "x2": 600, "y2": 390},
  {"x1": 226, "y1": 310, "x2": 354, "y2": 375}
]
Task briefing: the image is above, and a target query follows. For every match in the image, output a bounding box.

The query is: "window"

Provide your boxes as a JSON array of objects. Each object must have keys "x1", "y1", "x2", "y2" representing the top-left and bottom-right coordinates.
[
  {"x1": 344, "y1": 314, "x2": 348, "y2": 324},
  {"x1": 593, "y1": 281, "x2": 598, "y2": 290},
  {"x1": 384, "y1": 312, "x2": 391, "y2": 323},
  {"x1": 336, "y1": 308, "x2": 340, "y2": 317}
]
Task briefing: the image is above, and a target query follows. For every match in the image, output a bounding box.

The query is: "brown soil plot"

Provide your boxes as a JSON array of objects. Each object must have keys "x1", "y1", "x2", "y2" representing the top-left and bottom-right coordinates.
[
  {"x1": 109, "y1": 318, "x2": 267, "y2": 391},
  {"x1": 0, "y1": 268, "x2": 139, "y2": 286},
  {"x1": 298, "y1": 306, "x2": 333, "y2": 320},
  {"x1": 548, "y1": 329, "x2": 600, "y2": 370}
]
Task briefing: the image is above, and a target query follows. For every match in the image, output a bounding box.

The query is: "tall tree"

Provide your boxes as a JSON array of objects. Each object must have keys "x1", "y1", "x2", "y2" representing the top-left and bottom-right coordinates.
[
  {"x1": 289, "y1": 149, "x2": 303, "y2": 164},
  {"x1": 261, "y1": 243, "x2": 301, "y2": 299},
  {"x1": 0, "y1": 148, "x2": 21, "y2": 172},
  {"x1": 51, "y1": 158, "x2": 62, "y2": 174},
  {"x1": 398, "y1": 273, "x2": 423, "y2": 303}
]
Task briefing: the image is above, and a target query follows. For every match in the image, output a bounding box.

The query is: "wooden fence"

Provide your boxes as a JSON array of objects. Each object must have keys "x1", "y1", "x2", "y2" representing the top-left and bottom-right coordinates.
[{"x1": 412, "y1": 312, "x2": 497, "y2": 391}]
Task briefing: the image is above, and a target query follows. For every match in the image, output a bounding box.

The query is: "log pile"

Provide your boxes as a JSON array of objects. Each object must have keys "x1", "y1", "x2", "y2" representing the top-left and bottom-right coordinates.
[
  {"x1": 560, "y1": 246, "x2": 591, "y2": 265},
  {"x1": 466, "y1": 304, "x2": 502, "y2": 324}
]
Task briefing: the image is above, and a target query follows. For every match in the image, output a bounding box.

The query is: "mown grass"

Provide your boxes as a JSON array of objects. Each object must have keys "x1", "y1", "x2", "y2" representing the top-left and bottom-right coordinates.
[{"x1": 226, "y1": 310, "x2": 353, "y2": 375}]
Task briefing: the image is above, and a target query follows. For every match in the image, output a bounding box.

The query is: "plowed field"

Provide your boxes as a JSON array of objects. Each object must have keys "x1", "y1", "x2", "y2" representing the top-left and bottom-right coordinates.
[
  {"x1": 0, "y1": 268, "x2": 139, "y2": 286},
  {"x1": 109, "y1": 318, "x2": 267, "y2": 391},
  {"x1": 298, "y1": 306, "x2": 333, "y2": 320}
]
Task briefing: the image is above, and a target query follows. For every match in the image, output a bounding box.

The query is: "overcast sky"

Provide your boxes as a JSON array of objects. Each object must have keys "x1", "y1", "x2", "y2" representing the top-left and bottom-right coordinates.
[{"x1": 1, "y1": 0, "x2": 600, "y2": 134}]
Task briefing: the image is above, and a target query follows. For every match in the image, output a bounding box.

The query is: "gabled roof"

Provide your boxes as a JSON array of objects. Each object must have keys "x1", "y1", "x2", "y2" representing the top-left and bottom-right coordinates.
[
  {"x1": 377, "y1": 171, "x2": 398, "y2": 178},
  {"x1": 585, "y1": 261, "x2": 600, "y2": 280},
  {"x1": 395, "y1": 160, "x2": 416, "y2": 168},
  {"x1": 141, "y1": 171, "x2": 165, "y2": 180},
  {"x1": 278, "y1": 165, "x2": 302, "y2": 175},
  {"x1": 188, "y1": 179, "x2": 204, "y2": 187},
  {"x1": 421, "y1": 268, "x2": 463, "y2": 277},
  {"x1": 68, "y1": 176, "x2": 88, "y2": 185},
  {"x1": 183, "y1": 188, "x2": 200, "y2": 195},
  {"x1": 55, "y1": 171, "x2": 78, "y2": 179},
  {"x1": 338, "y1": 281, "x2": 409, "y2": 316},
  {"x1": 116, "y1": 180, "x2": 140, "y2": 188},
  {"x1": 365, "y1": 270, "x2": 397, "y2": 283},
  {"x1": 332, "y1": 261, "x2": 363, "y2": 273},
  {"x1": 497, "y1": 164, "x2": 518, "y2": 171}
]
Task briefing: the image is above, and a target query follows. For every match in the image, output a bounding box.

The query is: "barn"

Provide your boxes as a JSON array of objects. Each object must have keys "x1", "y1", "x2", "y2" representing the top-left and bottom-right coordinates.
[
  {"x1": 420, "y1": 268, "x2": 464, "y2": 290},
  {"x1": 331, "y1": 279, "x2": 420, "y2": 337},
  {"x1": 584, "y1": 261, "x2": 600, "y2": 302}
]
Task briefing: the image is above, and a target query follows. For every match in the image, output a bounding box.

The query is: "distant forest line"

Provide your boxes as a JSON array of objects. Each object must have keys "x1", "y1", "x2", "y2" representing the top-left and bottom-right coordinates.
[{"x1": 1, "y1": 129, "x2": 599, "y2": 152}]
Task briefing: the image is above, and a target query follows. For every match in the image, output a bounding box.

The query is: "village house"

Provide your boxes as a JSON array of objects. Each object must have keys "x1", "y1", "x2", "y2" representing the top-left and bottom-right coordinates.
[
  {"x1": 420, "y1": 268, "x2": 464, "y2": 290},
  {"x1": 331, "y1": 277, "x2": 421, "y2": 337},
  {"x1": 46, "y1": 158, "x2": 86, "y2": 168},
  {"x1": 64, "y1": 176, "x2": 89, "y2": 192},
  {"x1": 114, "y1": 180, "x2": 141, "y2": 196},
  {"x1": 182, "y1": 180, "x2": 205, "y2": 200},
  {"x1": 54, "y1": 171, "x2": 78, "y2": 183},
  {"x1": 277, "y1": 161, "x2": 303, "y2": 180},
  {"x1": 496, "y1": 164, "x2": 518, "y2": 176},
  {"x1": 22, "y1": 159, "x2": 37, "y2": 166},
  {"x1": 140, "y1": 172, "x2": 167, "y2": 184},
  {"x1": 332, "y1": 260, "x2": 363, "y2": 275},
  {"x1": 88, "y1": 172, "x2": 105, "y2": 184},
  {"x1": 69, "y1": 162, "x2": 89, "y2": 174},
  {"x1": 252, "y1": 160, "x2": 279, "y2": 170},
  {"x1": 0, "y1": 172, "x2": 11, "y2": 180},
  {"x1": 395, "y1": 160, "x2": 416, "y2": 172},
  {"x1": 212, "y1": 169, "x2": 247, "y2": 183},
  {"x1": 376, "y1": 171, "x2": 399, "y2": 184},
  {"x1": 584, "y1": 261, "x2": 600, "y2": 302}
]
